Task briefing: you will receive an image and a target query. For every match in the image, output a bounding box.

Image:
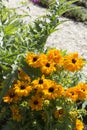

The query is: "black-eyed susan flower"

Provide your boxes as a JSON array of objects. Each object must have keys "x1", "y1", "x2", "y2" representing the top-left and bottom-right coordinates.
[
  {"x1": 40, "y1": 60, "x2": 56, "y2": 75},
  {"x1": 29, "y1": 95, "x2": 43, "y2": 111},
  {"x1": 63, "y1": 52, "x2": 84, "y2": 72},
  {"x1": 43, "y1": 81, "x2": 64, "y2": 100},
  {"x1": 47, "y1": 49, "x2": 63, "y2": 66},
  {"x1": 31, "y1": 75, "x2": 45, "y2": 89},
  {"x1": 31, "y1": 75, "x2": 50, "y2": 90},
  {"x1": 25, "y1": 52, "x2": 40, "y2": 68},
  {"x1": 76, "y1": 119, "x2": 84, "y2": 130},
  {"x1": 31, "y1": 76, "x2": 46, "y2": 94},
  {"x1": 3, "y1": 87, "x2": 21, "y2": 103},
  {"x1": 18, "y1": 68, "x2": 31, "y2": 82},
  {"x1": 14, "y1": 80, "x2": 32, "y2": 97},
  {"x1": 10, "y1": 105, "x2": 22, "y2": 122},
  {"x1": 38, "y1": 53, "x2": 48, "y2": 66},
  {"x1": 65, "y1": 87, "x2": 78, "y2": 101},
  {"x1": 76, "y1": 82, "x2": 87, "y2": 100},
  {"x1": 54, "y1": 108, "x2": 65, "y2": 118}
]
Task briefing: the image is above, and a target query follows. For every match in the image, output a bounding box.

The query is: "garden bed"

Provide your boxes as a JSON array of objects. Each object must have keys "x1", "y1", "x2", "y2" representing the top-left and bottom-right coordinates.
[{"x1": 0, "y1": 0, "x2": 87, "y2": 129}]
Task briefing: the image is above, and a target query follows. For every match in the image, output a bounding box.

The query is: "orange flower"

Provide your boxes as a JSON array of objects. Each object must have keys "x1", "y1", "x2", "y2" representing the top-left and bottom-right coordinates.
[
  {"x1": 65, "y1": 87, "x2": 78, "y2": 101},
  {"x1": 29, "y1": 95, "x2": 44, "y2": 111},
  {"x1": 14, "y1": 80, "x2": 32, "y2": 97},
  {"x1": 31, "y1": 75, "x2": 51, "y2": 94},
  {"x1": 63, "y1": 53, "x2": 84, "y2": 72},
  {"x1": 25, "y1": 52, "x2": 40, "y2": 68},
  {"x1": 43, "y1": 81, "x2": 64, "y2": 100},
  {"x1": 40, "y1": 60, "x2": 56, "y2": 75},
  {"x1": 3, "y1": 87, "x2": 21, "y2": 103},
  {"x1": 76, "y1": 119, "x2": 84, "y2": 130},
  {"x1": 47, "y1": 49, "x2": 63, "y2": 66},
  {"x1": 54, "y1": 108, "x2": 65, "y2": 118},
  {"x1": 76, "y1": 83, "x2": 87, "y2": 100},
  {"x1": 32, "y1": 75, "x2": 46, "y2": 88},
  {"x1": 38, "y1": 53, "x2": 48, "y2": 67}
]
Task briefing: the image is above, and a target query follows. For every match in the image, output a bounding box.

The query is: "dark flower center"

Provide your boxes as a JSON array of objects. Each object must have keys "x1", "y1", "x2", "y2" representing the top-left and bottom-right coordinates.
[
  {"x1": 33, "y1": 57, "x2": 38, "y2": 62},
  {"x1": 81, "y1": 88, "x2": 85, "y2": 91},
  {"x1": 10, "y1": 93, "x2": 15, "y2": 98},
  {"x1": 72, "y1": 59, "x2": 76, "y2": 64},
  {"x1": 49, "y1": 87, "x2": 54, "y2": 92},
  {"x1": 46, "y1": 63, "x2": 50, "y2": 67},
  {"x1": 70, "y1": 92, "x2": 74, "y2": 95},
  {"x1": 39, "y1": 79, "x2": 43, "y2": 84},
  {"x1": 18, "y1": 70, "x2": 21, "y2": 73},
  {"x1": 59, "y1": 109, "x2": 63, "y2": 114},
  {"x1": 20, "y1": 85, "x2": 25, "y2": 90},
  {"x1": 34, "y1": 100, "x2": 38, "y2": 105}
]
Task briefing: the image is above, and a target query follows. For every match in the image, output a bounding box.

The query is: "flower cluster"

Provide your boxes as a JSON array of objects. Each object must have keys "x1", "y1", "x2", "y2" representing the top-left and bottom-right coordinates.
[{"x1": 2, "y1": 49, "x2": 86, "y2": 130}]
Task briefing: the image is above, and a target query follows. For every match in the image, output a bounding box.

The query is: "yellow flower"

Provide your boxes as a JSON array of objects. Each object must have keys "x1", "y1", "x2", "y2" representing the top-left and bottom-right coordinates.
[
  {"x1": 63, "y1": 52, "x2": 84, "y2": 72},
  {"x1": 3, "y1": 87, "x2": 21, "y2": 103},
  {"x1": 14, "y1": 80, "x2": 32, "y2": 97},
  {"x1": 38, "y1": 53, "x2": 48, "y2": 66},
  {"x1": 31, "y1": 75, "x2": 48, "y2": 95},
  {"x1": 47, "y1": 49, "x2": 63, "y2": 66},
  {"x1": 76, "y1": 83, "x2": 87, "y2": 100},
  {"x1": 43, "y1": 81, "x2": 64, "y2": 100},
  {"x1": 18, "y1": 68, "x2": 31, "y2": 82},
  {"x1": 40, "y1": 60, "x2": 56, "y2": 75},
  {"x1": 32, "y1": 75, "x2": 45, "y2": 88},
  {"x1": 25, "y1": 52, "x2": 40, "y2": 68},
  {"x1": 76, "y1": 119, "x2": 84, "y2": 130},
  {"x1": 29, "y1": 95, "x2": 43, "y2": 111},
  {"x1": 10, "y1": 105, "x2": 22, "y2": 122},
  {"x1": 31, "y1": 75, "x2": 50, "y2": 90},
  {"x1": 54, "y1": 108, "x2": 65, "y2": 118},
  {"x1": 65, "y1": 87, "x2": 78, "y2": 101}
]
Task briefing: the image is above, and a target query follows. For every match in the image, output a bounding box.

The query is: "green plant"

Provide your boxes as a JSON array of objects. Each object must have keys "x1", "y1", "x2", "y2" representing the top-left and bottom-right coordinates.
[
  {"x1": 0, "y1": 0, "x2": 87, "y2": 130},
  {"x1": 63, "y1": 4, "x2": 87, "y2": 22},
  {"x1": 75, "y1": 0, "x2": 87, "y2": 8},
  {"x1": 0, "y1": 0, "x2": 30, "y2": 84},
  {"x1": 0, "y1": 0, "x2": 78, "y2": 84},
  {"x1": 32, "y1": 0, "x2": 87, "y2": 22},
  {"x1": 0, "y1": 49, "x2": 87, "y2": 130}
]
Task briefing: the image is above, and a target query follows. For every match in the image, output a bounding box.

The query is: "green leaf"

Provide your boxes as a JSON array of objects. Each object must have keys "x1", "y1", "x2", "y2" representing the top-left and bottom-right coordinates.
[
  {"x1": 1, "y1": 120, "x2": 19, "y2": 130},
  {"x1": 0, "y1": 69, "x2": 18, "y2": 104}
]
